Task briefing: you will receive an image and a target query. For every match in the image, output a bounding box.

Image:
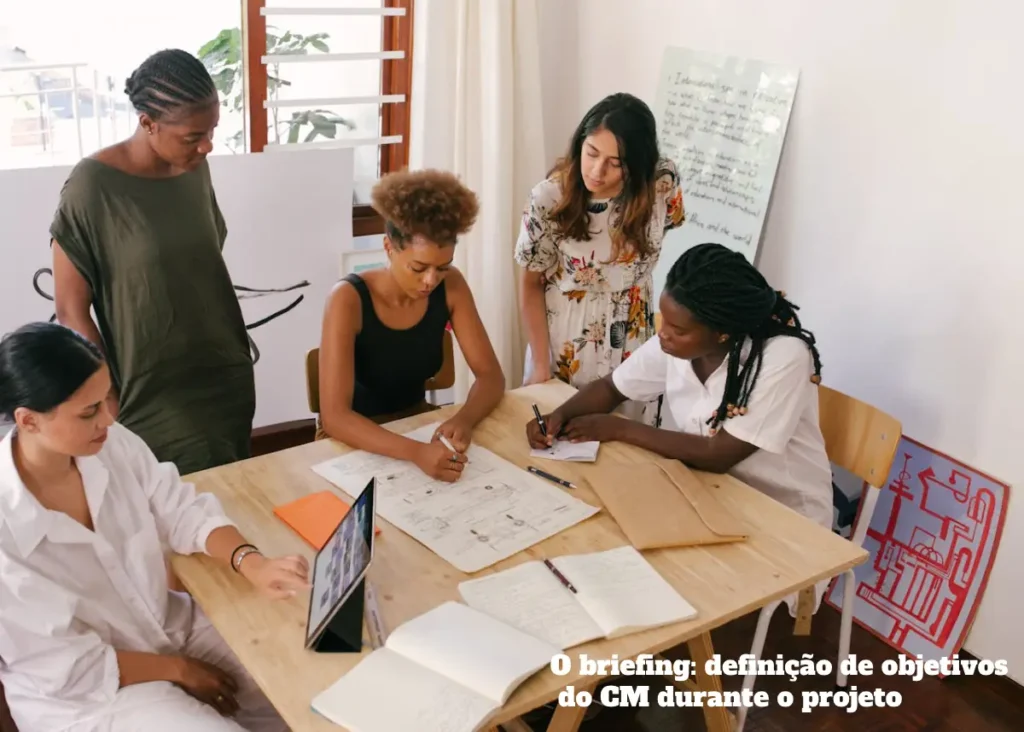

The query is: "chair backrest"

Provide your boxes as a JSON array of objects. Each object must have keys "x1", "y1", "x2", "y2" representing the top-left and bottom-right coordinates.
[
  {"x1": 426, "y1": 329, "x2": 456, "y2": 391},
  {"x1": 818, "y1": 385, "x2": 901, "y2": 489},
  {"x1": 305, "y1": 329, "x2": 455, "y2": 414},
  {"x1": 305, "y1": 348, "x2": 321, "y2": 413}
]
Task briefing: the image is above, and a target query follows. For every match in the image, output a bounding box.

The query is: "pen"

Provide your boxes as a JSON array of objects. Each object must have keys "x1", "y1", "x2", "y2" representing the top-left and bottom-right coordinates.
[
  {"x1": 437, "y1": 434, "x2": 458, "y2": 454},
  {"x1": 532, "y1": 404, "x2": 548, "y2": 437},
  {"x1": 528, "y1": 465, "x2": 577, "y2": 490},
  {"x1": 543, "y1": 558, "x2": 578, "y2": 594},
  {"x1": 364, "y1": 581, "x2": 387, "y2": 648}
]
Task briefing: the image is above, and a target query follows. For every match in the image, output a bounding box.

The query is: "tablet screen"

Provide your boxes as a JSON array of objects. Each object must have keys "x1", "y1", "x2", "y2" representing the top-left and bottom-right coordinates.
[{"x1": 305, "y1": 479, "x2": 376, "y2": 645}]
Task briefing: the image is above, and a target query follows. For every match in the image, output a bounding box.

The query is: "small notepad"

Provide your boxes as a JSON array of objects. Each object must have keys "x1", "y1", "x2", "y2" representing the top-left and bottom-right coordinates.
[
  {"x1": 529, "y1": 439, "x2": 600, "y2": 463},
  {"x1": 274, "y1": 491, "x2": 380, "y2": 550}
]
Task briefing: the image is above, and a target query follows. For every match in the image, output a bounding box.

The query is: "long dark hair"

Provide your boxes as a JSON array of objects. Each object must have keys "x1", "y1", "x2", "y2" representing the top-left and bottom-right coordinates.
[
  {"x1": 0, "y1": 323, "x2": 105, "y2": 421},
  {"x1": 664, "y1": 243, "x2": 823, "y2": 433},
  {"x1": 548, "y1": 93, "x2": 661, "y2": 260}
]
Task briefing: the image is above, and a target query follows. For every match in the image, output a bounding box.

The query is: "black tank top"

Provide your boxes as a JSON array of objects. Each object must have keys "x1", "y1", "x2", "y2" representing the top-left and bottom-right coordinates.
[{"x1": 345, "y1": 273, "x2": 450, "y2": 418}]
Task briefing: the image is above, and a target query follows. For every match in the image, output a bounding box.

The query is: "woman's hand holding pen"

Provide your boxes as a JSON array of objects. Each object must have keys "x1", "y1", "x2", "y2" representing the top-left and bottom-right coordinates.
[
  {"x1": 415, "y1": 438, "x2": 467, "y2": 482},
  {"x1": 526, "y1": 409, "x2": 565, "y2": 449}
]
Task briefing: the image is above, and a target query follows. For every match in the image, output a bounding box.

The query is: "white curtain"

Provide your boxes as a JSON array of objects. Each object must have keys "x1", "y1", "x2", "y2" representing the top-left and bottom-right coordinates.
[{"x1": 411, "y1": 0, "x2": 548, "y2": 401}]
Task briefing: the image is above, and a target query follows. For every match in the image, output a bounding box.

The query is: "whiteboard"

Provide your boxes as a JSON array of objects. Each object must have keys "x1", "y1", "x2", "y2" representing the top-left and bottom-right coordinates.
[
  {"x1": 0, "y1": 149, "x2": 353, "y2": 430},
  {"x1": 650, "y1": 47, "x2": 799, "y2": 301}
]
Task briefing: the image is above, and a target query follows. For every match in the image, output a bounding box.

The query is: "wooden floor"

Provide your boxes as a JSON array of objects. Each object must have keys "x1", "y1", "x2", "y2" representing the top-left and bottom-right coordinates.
[{"x1": 519, "y1": 604, "x2": 1024, "y2": 731}]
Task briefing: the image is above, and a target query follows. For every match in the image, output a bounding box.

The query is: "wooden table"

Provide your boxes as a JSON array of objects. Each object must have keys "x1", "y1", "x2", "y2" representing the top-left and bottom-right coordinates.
[{"x1": 173, "y1": 381, "x2": 868, "y2": 732}]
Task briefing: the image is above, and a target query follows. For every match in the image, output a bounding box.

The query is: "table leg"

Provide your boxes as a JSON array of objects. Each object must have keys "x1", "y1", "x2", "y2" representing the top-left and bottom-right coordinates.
[
  {"x1": 687, "y1": 632, "x2": 734, "y2": 732},
  {"x1": 545, "y1": 704, "x2": 588, "y2": 732},
  {"x1": 793, "y1": 586, "x2": 815, "y2": 636}
]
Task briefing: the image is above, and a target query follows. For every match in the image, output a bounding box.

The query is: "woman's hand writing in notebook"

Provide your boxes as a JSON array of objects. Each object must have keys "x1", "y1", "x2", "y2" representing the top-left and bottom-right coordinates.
[
  {"x1": 239, "y1": 553, "x2": 311, "y2": 600},
  {"x1": 525, "y1": 410, "x2": 565, "y2": 449},
  {"x1": 433, "y1": 417, "x2": 473, "y2": 453},
  {"x1": 414, "y1": 440, "x2": 468, "y2": 482},
  {"x1": 562, "y1": 414, "x2": 622, "y2": 443}
]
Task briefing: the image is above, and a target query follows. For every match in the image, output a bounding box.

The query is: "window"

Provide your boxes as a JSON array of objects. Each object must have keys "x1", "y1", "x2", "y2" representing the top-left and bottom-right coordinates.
[
  {"x1": 0, "y1": 1, "x2": 246, "y2": 168},
  {"x1": 244, "y1": 0, "x2": 414, "y2": 234},
  {"x1": 1, "y1": 0, "x2": 413, "y2": 232}
]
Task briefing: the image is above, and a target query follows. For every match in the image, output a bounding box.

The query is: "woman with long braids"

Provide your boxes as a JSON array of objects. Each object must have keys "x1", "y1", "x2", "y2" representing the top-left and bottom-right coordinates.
[
  {"x1": 526, "y1": 242, "x2": 833, "y2": 531},
  {"x1": 50, "y1": 49, "x2": 254, "y2": 475}
]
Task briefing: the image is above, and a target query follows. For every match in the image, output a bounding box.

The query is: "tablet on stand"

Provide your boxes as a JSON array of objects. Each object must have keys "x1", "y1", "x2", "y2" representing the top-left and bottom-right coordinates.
[{"x1": 304, "y1": 478, "x2": 377, "y2": 653}]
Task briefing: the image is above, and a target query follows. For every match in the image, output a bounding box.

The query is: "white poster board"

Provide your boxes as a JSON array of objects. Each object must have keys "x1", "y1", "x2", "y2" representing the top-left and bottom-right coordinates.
[
  {"x1": 651, "y1": 47, "x2": 799, "y2": 301},
  {"x1": 0, "y1": 149, "x2": 353, "y2": 430}
]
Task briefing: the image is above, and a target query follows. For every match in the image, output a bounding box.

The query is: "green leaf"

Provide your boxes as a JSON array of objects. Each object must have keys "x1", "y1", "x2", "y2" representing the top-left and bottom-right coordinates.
[{"x1": 310, "y1": 39, "x2": 330, "y2": 53}]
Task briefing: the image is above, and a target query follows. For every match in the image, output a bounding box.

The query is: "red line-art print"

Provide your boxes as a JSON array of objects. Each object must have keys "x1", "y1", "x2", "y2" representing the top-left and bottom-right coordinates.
[{"x1": 825, "y1": 436, "x2": 1010, "y2": 670}]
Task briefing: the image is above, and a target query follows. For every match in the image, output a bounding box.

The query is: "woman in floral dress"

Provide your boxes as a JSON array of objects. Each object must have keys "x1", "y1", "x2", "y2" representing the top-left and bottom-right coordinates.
[{"x1": 515, "y1": 92, "x2": 684, "y2": 423}]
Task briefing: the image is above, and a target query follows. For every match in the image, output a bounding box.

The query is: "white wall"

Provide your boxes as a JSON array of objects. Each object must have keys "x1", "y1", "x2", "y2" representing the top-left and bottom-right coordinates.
[{"x1": 543, "y1": 0, "x2": 1024, "y2": 679}]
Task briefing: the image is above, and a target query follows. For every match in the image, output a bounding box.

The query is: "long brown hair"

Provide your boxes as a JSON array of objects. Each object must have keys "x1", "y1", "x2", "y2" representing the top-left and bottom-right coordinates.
[{"x1": 548, "y1": 93, "x2": 661, "y2": 261}]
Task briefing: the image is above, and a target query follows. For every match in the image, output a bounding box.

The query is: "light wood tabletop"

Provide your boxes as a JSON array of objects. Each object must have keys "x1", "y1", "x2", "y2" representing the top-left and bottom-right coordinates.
[{"x1": 173, "y1": 381, "x2": 868, "y2": 731}]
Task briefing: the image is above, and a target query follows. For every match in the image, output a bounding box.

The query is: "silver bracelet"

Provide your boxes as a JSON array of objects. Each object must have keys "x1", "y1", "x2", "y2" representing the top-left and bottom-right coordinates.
[{"x1": 233, "y1": 546, "x2": 261, "y2": 573}]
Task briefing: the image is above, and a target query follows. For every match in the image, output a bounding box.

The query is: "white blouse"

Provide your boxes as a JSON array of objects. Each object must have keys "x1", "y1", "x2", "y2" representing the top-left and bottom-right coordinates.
[
  {"x1": 0, "y1": 423, "x2": 235, "y2": 731},
  {"x1": 611, "y1": 335, "x2": 834, "y2": 529}
]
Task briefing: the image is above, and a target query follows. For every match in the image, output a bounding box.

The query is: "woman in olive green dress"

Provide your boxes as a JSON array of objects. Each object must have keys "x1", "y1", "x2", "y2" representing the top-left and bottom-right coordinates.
[{"x1": 50, "y1": 49, "x2": 254, "y2": 475}]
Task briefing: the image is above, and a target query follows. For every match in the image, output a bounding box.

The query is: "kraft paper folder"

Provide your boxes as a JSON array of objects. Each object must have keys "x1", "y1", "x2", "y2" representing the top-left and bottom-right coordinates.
[
  {"x1": 274, "y1": 490, "x2": 381, "y2": 550},
  {"x1": 586, "y1": 459, "x2": 748, "y2": 549}
]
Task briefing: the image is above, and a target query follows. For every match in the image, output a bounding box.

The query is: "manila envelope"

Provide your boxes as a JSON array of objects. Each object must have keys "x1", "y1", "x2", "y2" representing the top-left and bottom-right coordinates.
[{"x1": 586, "y1": 459, "x2": 749, "y2": 549}]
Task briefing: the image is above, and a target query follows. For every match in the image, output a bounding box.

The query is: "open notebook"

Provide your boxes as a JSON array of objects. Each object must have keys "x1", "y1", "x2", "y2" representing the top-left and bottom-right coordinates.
[
  {"x1": 311, "y1": 601, "x2": 559, "y2": 732},
  {"x1": 458, "y1": 546, "x2": 697, "y2": 650}
]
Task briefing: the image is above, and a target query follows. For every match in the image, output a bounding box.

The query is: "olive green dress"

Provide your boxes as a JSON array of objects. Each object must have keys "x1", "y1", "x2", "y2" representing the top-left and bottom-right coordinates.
[{"x1": 50, "y1": 158, "x2": 255, "y2": 475}]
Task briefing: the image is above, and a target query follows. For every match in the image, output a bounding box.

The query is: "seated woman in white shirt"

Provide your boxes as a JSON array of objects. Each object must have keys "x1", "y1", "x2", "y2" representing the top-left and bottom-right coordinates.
[
  {"x1": 526, "y1": 242, "x2": 834, "y2": 532},
  {"x1": 0, "y1": 322, "x2": 309, "y2": 732}
]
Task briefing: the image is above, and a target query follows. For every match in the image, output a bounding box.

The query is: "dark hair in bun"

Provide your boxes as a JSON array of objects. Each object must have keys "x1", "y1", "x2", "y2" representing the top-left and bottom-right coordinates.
[{"x1": 0, "y1": 322, "x2": 105, "y2": 421}]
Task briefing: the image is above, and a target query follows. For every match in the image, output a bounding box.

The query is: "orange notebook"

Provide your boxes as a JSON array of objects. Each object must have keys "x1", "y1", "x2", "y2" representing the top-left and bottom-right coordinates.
[{"x1": 273, "y1": 491, "x2": 381, "y2": 550}]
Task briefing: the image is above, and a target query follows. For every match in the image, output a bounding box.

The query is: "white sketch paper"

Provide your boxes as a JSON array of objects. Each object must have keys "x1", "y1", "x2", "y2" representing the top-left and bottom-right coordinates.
[{"x1": 311, "y1": 424, "x2": 600, "y2": 573}]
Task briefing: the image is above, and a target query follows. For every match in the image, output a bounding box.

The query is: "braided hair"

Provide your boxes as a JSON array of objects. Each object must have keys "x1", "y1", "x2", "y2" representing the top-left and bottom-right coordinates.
[
  {"x1": 124, "y1": 49, "x2": 217, "y2": 121},
  {"x1": 664, "y1": 243, "x2": 822, "y2": 434}
]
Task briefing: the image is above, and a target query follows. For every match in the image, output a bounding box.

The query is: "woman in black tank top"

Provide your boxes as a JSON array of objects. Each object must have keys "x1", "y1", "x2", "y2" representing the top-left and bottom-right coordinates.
[{"x1": 317, "y1": 170, "x2": 506, "y2": 482}]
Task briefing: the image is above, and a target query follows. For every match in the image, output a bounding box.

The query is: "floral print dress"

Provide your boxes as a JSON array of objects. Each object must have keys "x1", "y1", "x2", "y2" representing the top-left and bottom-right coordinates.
[{"x1": 514, "y1": 159, "x2": 685, "y2": 423}]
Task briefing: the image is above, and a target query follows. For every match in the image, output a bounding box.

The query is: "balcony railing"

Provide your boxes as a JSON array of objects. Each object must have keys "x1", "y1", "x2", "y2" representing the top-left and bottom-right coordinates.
[{"x1": 0, "y1": 61, "x2": 136, "y2": 169}]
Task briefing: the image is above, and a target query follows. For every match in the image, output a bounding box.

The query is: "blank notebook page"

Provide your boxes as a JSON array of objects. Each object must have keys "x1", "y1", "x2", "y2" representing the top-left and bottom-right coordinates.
[
  {"x1": 311, "y1": 648, "x2": 495, "y2": 732},
  {"x1": 458, "y1": 561, "x2": 605, "y2": 649},
  {"x1": 386, "y1": 601, "x2": 559, "y2": 705},
  {"x1": 555, "y1": 546, "x2": 697, "y2": 637}
]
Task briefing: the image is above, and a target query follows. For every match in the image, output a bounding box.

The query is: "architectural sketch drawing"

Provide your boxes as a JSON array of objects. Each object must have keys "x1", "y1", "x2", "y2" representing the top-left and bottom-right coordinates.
[
  {"x1": 311, "y1": 423, "x2": 600, "y2": 573},
  {"x1": 825, "y1": 436, "x2": 1008, "y2": 667}
]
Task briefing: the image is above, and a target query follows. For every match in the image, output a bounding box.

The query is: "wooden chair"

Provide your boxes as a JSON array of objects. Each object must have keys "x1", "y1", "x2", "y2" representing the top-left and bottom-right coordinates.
[
  {"x1": 305, "y1": 329, "x2": 456, "y2": 414},
  {"x1": 735, "y1": 385, "x2": 901, "y2": 731}
]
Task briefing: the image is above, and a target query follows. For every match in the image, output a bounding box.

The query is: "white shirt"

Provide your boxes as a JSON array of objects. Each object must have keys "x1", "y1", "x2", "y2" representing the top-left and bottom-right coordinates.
[
  {"x1": 612, "y1": 335, "x2": 834, "y2": 529},
  {"x1": 0, "y1": 423, "x2": 235, "y2": 732}
]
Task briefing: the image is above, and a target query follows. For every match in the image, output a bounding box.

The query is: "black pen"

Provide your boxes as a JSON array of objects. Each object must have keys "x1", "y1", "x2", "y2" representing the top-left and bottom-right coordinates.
[
  {"x1": 528, "y1": 465, "x2": 576, "y2": 490},
  {"x1": 543, "y1": 558, "x2": 578, "y2": 594},
  {"x1": 532, "y1": 403, "x2": 548, "y2": 437}
]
